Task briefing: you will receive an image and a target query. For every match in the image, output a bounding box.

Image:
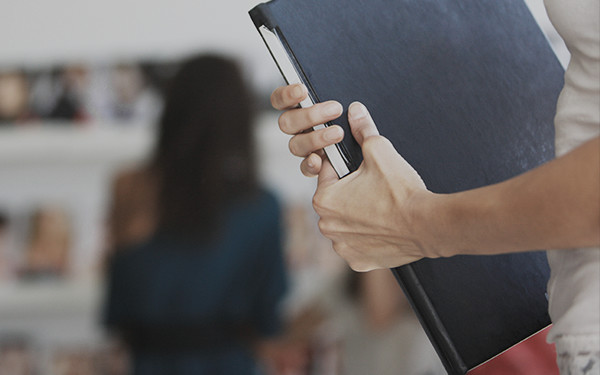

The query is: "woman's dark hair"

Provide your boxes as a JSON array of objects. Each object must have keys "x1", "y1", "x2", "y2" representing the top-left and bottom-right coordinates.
[{"x1": 151, "y1": 54, "x2": 256, "y2": 237}]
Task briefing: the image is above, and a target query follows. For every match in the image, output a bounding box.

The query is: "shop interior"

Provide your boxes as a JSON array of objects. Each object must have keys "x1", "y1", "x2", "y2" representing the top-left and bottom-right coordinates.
[{"x1": 0, "y1": 0, "x2": 569, "y2": 374}]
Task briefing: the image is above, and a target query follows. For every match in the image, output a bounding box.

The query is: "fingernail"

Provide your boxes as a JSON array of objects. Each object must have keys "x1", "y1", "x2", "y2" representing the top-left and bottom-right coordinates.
[
  {"x1": 322, "y1": 102, "x2": 342, "y2": 117},
  {"x1": 292, "y1": 84, "x2": 305, "y2": 99},
  {"x1": 307, "y1": 158, "x2": 314, "y2": 169},
  {"x1": 325, "y1": 126, "x2": 343, "y2": 141},
  {"x1": 348, "y1": 102, "x2": 367, "y2": 120}
]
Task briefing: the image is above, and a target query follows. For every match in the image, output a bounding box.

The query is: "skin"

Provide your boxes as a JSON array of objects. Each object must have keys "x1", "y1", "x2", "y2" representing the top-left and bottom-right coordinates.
[{"x1": 271, "y1": 83, "x2": 600, "y2": 272}]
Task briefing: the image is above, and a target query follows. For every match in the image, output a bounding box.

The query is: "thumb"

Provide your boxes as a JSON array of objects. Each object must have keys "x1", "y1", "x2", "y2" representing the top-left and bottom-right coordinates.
[
  {"x1": 362, "y1": 135, "x2": 427, "y2": 188},
  {"x1": 348, "y1": 102, "x2": 379, "y2": 146}
]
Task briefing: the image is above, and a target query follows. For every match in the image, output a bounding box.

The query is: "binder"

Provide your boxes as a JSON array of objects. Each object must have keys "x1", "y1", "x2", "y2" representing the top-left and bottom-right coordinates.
[{"x1": 249, "y1": 0, "x2": 564, "y2": 373}]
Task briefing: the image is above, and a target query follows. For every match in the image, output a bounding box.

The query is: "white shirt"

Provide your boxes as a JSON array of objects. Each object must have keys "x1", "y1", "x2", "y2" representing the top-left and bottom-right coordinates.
[{"x1": 543, "y1": 0, "x2": 600, "y2": 343}]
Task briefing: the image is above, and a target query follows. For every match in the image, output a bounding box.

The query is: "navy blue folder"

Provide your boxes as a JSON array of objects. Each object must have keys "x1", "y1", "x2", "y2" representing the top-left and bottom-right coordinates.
[{"x1": 249, "y1": 1, "x2": 564, "y2": 373}]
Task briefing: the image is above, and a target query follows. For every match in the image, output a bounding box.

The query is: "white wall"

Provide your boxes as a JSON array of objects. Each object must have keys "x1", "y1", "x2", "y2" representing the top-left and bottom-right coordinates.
[{"x1": 0, "y1": 0, "x2": 283, "y2": 92}]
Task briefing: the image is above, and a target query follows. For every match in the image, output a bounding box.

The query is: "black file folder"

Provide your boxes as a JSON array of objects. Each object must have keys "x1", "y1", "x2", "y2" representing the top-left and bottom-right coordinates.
[{"x1": 249, "y1": 0, "x2": 565, "y2": 373}]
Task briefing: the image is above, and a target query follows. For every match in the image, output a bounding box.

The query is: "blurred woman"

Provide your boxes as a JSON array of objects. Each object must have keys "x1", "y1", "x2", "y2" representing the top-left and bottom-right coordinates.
[{"x1": 103, "y1": 55, "x2": 290, "y2": 375}]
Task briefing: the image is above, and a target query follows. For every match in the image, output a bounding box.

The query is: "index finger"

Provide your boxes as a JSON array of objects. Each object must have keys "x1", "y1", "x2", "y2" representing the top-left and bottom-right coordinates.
[{"x1": 270, "y1": 84, "x2": 308, "y2": 110}]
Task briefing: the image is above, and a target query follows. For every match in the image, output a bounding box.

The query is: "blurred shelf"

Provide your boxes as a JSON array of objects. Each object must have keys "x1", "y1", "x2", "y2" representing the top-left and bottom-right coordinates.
[
  {"x1": 0, "y1": 277, "x2": 105, "y2": 353},
  {"x1": 0, "y1": 124, "x2": 155, "y2": 165},
  {"x1": 0, "y1": 277, "x2": 101, "y2": 318}
]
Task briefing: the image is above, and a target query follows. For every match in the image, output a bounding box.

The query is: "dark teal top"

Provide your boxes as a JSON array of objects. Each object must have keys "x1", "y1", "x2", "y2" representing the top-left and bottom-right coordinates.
[{"x1": 104, "y1": 190, "x2": 287, "y2": 375}]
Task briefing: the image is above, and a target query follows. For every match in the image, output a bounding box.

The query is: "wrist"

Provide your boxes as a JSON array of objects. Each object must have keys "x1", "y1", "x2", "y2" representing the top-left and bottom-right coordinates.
[{"x1": 407, "y1": 190, "x2": 458, "y2": 259}]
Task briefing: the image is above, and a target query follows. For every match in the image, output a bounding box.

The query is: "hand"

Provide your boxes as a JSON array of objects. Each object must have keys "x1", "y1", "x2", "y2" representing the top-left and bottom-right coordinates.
[
  {"x1": 313, "y1": 102, "x2": 438, "y2": 271},
  {"x1": 270, "y1": 84, "x2": 345, "y2": 176}
]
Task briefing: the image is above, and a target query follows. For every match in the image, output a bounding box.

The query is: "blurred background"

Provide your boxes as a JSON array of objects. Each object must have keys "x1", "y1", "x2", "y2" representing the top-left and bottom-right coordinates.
[{"x1": 0, "y1": 0, "x2": 569, "y2": 374}]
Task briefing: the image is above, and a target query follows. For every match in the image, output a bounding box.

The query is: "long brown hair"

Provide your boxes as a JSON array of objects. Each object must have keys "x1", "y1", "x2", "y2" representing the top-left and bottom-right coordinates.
[{"x1": 151, "y1": 54, "x2": 257, "y2": 237}]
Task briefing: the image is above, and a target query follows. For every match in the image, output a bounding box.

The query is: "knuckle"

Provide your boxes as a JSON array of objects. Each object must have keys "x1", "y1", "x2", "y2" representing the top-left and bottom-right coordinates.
[
  {"x1": 361, "y1": 135, "x2": 383, "y2": 149},
  {"x1": 307, "y1": 106, "x2": 324, "y2": 125},
  {"x1": 332, "y1": 245, "x2": 368, "y2": 272},
  {"x1": 305, "y1": 133, "x2": 319, "y2": 154},
  {"x1": 285, "y1": 85, "x2": 298, "y2": 102},
  {"x1": 349, "y1": 261, "x2": 371, "y2": 272},
  {"x1": 362, "y1": 135, "x2": 390, "y2": 154},
  {"x1": 312, "y1": 191, "x2": 326, "y2": 212},
  {"x1": 317, "y1": 218, "x2": 333, "y2": 237},
  {"x1": 331, "y1": 241, "x2": 345, "y2": 256},
  {"x1": 331, "y1": 243, "x2": 373, "y2": 272},
  {"x1": 312, "y1": 198, "x2": 319, "y2": 213}
]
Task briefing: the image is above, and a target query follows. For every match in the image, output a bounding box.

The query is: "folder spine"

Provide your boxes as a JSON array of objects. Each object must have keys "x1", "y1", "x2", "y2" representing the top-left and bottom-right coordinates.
[{"x1": 392, "y1": 266, "x2": 468, "y2": 375}]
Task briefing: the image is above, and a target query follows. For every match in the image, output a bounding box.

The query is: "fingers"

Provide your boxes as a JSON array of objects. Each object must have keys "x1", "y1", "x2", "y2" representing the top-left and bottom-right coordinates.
[
  {"x1": 300, "y1": 153, "x2": 323, "y2": 177},
  {"x1": 270, "y1": 84, "x2": 307, "y2": 110},
  {"x1": 278, "y1": 100, "x2": 343, "y2": 135},
  {"x1": 347, "y1": 102, "x2": 380, "y2": 146},
  {"x1": 288, "y1": 125, "x2": 343, "y2": 158}
]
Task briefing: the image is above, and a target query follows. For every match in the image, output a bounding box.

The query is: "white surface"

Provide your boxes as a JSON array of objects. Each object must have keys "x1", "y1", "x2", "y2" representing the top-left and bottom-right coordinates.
[
  {"x1": 0, "y1": 278, "x2": 100, "y2": 319},
  {"x1": 0, "y1": 125, "x2": 154, "y2": 164},
  {"x1": 0, "y1": 0, "x2": 282, "y2": 93}
]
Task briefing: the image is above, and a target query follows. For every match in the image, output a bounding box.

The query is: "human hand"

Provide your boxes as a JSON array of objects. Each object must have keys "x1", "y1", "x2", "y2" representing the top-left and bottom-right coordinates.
[
  {"x1": 313, "y1": 102, "x2": 439, "y2": 271},
  {"x1": 270, "y1": 84, "x2": 345, "y2": 176}
]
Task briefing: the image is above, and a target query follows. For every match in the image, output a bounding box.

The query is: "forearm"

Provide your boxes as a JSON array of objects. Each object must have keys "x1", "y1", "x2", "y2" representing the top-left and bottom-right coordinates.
[{"x1": 420, "y1": 136, "x2": 600, "y2": 257}]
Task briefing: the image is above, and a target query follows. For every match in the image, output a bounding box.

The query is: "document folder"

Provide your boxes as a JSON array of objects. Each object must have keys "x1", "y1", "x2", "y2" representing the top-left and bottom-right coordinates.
[{"x1": 249, "y1": 0, "x2": 564, "y2": 373}]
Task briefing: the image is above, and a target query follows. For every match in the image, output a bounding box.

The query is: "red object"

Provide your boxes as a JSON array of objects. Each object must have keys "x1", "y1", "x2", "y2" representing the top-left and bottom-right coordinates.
[{"x1": 469, "y1": 326, "x2": 559, "y2": 375}]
